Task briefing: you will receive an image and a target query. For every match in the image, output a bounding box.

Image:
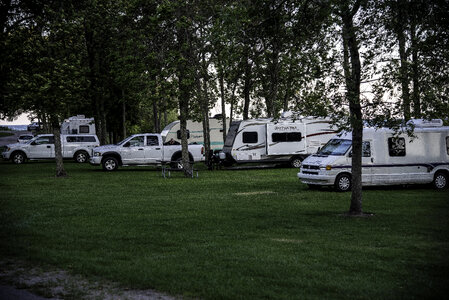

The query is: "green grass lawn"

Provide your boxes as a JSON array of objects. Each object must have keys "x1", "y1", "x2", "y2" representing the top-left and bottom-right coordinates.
[{"x1": 1, "y1": 161, "x2": 448, "y2": 299}]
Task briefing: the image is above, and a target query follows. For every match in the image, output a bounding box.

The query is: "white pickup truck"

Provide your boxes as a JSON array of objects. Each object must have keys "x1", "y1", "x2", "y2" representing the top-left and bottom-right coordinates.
[
  {"x1": 2, "y1": 134, "x2": 100, "y2": 164},
  {"x1": 89, "y1": 133, "x2": 205, "y2": 171}
]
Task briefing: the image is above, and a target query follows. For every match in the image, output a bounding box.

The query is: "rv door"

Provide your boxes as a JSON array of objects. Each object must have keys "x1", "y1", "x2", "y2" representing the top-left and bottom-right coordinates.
[{"x1": 266, "y1": 123, "x2": 306, "y2": 155}]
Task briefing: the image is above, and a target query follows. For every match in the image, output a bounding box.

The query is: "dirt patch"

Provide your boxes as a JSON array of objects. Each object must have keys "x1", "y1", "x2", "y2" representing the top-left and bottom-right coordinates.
[{"x1": 0, "y1": 258, "x2": 176, "y2": 299}]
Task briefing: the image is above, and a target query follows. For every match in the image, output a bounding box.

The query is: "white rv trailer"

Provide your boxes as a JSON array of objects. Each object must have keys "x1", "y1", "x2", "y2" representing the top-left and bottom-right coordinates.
[
  {"x1": 297, "y1": 119, "x2": 449, "y2": 191},
  {"x1": 219, "y1": 116, "x2": 337, "y2": 167},
  {"x1": 160, "y1": 118, "x2": 230, "y2": 150},
  {"x1": 60, "y1": 115, "x2": 96, "y2": 135}
]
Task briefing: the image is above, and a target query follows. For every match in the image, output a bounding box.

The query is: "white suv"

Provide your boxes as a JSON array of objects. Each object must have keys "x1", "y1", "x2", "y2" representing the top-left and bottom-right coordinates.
[{"x1": 2, "y1": 134, "x2": 100, "y2": 164}]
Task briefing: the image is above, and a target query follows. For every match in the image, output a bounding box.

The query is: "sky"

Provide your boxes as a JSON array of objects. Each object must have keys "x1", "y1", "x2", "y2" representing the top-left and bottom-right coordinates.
[{"x1": 0, "y1": 113, "x2": 33, "y2": 125}]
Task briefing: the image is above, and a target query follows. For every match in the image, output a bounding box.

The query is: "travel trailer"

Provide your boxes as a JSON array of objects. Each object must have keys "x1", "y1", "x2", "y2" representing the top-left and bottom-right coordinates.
[
  {"x1": 219, "y1": 116, "x2": 337, "y2": 167},
  {"x1": 161, "y1": 117, "x2": 230, "y2": 150},
  {"x1": 297, "y1": 119, "x2": 449, "y2": 191},
  {"x1": 60, "y1": 115, "x2": 96, "y2": 135}
]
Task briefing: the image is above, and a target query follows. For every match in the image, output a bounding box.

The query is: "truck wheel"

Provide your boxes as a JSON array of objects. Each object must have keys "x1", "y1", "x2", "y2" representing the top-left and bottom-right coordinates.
[
  {"x1": 102, "y1": 157, "x2": 118, "y2": 171},
  {"x1": 290, "y1": 157, "x2": 303, "y2": 168},
  {"x1": 11, "y1": 151, "x2": 26, "y2": 164},
  {"x1": 74, "y1": 151, "x2": 89, "y2": 163},
  {"x1": 433, "y1": 172, "x2": 448, "y2": 190},
  {"x1": 335, "y1": 174, "x2": 351, "y2": 192}
]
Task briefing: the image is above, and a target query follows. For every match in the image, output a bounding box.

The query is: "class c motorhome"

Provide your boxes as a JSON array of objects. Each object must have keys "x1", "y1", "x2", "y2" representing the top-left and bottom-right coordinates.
[
  {"x1": 219, "y1": 115, "x2": 337, "y2": 167},
  {"x1": 297, "y1": 119, "x2": 449, "y2": 191}
]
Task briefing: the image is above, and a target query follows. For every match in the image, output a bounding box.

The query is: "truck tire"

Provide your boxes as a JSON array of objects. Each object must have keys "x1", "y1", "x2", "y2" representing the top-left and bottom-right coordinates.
[
  {"x1": 335, "y1": 173, "x2": 351, "y2": 192},
  {"x1": 102, "y1": 156, "x2": 118, "y2": 171},
  {"x1": 11, "y1": 151, "x2": 26, "y2": 164},
  {"x1": 433, "y1": 171, "x2": 448, "y2": 190},
  {"x1": 290, "y1": 156, "x2": 303, "y2": 168},
  {"x1": 74, "y1": 150, "x2": 89, "y2": 163}
]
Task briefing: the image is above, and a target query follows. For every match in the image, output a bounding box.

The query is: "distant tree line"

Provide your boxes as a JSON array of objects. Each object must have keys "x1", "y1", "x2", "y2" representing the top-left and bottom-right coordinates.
[{"x1": 1, "y1": 0, "x2": 448, "y2": 213}]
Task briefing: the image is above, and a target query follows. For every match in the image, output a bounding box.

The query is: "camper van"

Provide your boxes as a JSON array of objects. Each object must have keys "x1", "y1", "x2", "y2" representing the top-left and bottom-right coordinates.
[
  {"x1": 60, "y1": 115, "x2": 96, "y2": 135},
  {"x1": 219, "y1": 116, "x2": 337, "y2": 167},
  {"x1": 161, "y1": 117, "x2": 230, "y2": 150},
  {"x1": 297, "y1": 119, "x2": 449, "y2": 191}
]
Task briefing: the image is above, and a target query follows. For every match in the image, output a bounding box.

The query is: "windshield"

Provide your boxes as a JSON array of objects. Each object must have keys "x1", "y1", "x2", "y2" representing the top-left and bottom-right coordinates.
[
  {"x1": 116, "y1": 136, "x2": 131, "y2": 146},
  {"x1": 318, "y1": 139, "x2": 352, "y2": 156}
]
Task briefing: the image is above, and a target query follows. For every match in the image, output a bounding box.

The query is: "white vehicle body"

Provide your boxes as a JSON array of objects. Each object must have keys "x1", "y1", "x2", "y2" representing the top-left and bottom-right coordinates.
[
  {"x1": 161, "y1": 118, "x2": 230, "y2": 150},
  {"x1": 297, "y1": 119, "x2": 449, "y2": 190},
  {"x1": 220, "y1": 116, "x2": 337, "y2": 167},
  {"x1": 60, "y1": 115, "x2": 96, "y2": 135},
  {"x1": 89, "y1": 133, "x2": 205, "y2": 171},
  {"x1": 2, "y1": 134, "x2": 100, "y2": 164}
]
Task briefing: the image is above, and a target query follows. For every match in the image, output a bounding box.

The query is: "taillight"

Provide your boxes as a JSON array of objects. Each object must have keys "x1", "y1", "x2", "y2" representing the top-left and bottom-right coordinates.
[{"x1": 201, "y1": 147, "x2": 204, "y2": 155}]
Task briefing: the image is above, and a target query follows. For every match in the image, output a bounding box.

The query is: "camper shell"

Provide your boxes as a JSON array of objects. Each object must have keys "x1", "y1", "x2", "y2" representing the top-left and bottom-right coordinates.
[
  {"x1": 220, "y1": 116, "x2": 337, "y2": 167},
  {"x1": 60, "y1": 115, "x2": 96, "y2": 135},
  {"x1": 160, "y1": 117, "x2": 230, "y2": 150},
  {"x1": 297, "y1": 119, "x2": 449, "y2": 190}
]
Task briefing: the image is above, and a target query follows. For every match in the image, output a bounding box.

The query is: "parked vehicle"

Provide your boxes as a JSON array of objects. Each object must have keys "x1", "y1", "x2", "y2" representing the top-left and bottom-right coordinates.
[
  {"x1": 60, "y1": 115, "x2": 96, "y2": 135},
  {"x1": 297, "y1": 119, "x2": 449, "y2": 191},
  {"x1": 219, "y1": 115, "x2": 337, "y2": 167},
  {"x1": 161, "y1": 116, "x2": 230, "y2": 150},
  {"x1": 89, "y1": 133, "x2": 205, "y2": 171},
  {"x1": 17, "y1": 134, "x2": 34, "y2": 143},
  {"x1": 2, "y1": 134, "x2": 100, "y2": 164},
  {"x1": 27, "y1": 122, "x2": 42, "y2": 132}
]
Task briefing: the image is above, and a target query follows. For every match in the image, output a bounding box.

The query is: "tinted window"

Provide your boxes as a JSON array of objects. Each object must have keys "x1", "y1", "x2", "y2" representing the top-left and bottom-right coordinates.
[
  {"x1": 128, "y1": 136, "x2": 144, "y2": 147},
  {"x1": 147, "y1": 136, "x2": 159, "y2": 146},
  {"x1": 66, "y1": 136, "x2": 97, "y2": 143},
  {"x1": 243, "y1": 132, "x2": 258, "y2": 144},
  {"x1": 272, "y1": 132, "x2": 302, "y2": 142},
  {"x1": 446, "y1": 137, "x2": 449, "y2": 155},
  {"x1": 177, "y1": 130, "x2": 190, "y2": 139},
  {"x1": 362, "y1": 141, "x2": 371, "y2": 157},
  {"x1": 79, "y1": 125, "x2": 90, "y2": 133},
  {"x1": 35, "y1": 136, "x2": 54, "y2": 145},
  {"x1": 388, "y1": 137, "x2": 406, "y2": 156}
]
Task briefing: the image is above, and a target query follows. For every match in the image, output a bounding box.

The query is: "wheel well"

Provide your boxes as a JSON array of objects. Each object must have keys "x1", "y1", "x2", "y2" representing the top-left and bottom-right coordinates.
[
  {"x1": 171, "y1": 151, "x2": 193, "y2": 162},
  {"x1": 335, "y1": 172, "x2": 351, "y2": 183},
  {"x1": 74, "y1": 149, "x2": 89, "y2": 159},
  {"x1": 290, "y1": 155, "x2": 303, "y2": 161},
  {"x1": 11, "y1": 150, "x2": 27, "y2": 159},
  {"x1": 434, "y1": 169, "x2": 449, "y2": 178},
  {"x1": 102, "y1": 152, "x2": 122, "y2": 166}
]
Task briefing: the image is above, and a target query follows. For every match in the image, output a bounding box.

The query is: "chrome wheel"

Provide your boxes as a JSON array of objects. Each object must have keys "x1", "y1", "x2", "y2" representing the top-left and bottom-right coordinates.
[
  {"x1": 335, "y1": 174, "x2": 351, "y2": 192},
  {"x1": 434, "y1": 173, "x2": 448, "y2": 189},
  {"x1": 12, "y1": 153, "x2": 25, "y2": 164},
  {"x1": 103, "y1": 157, "x2": 118, "y2": 171},
  {"x1": 291, "y1": 158, "x2": 302, "y2": 168},
  {"x1": 75, "y1": 151, "x2": 88, "y2": 163}
]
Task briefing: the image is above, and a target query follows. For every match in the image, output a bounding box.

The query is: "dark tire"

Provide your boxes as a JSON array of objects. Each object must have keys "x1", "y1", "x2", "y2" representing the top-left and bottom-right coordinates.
[
  {"x1": 335, "y1": 173, "x2": 351, "y2": 192},
  {"x1": 74, "y1": 150, "x2": 89, "y2": 163},
  {"x1": 102, "y1": 156, "x2": 118, "y2": 171},
  {"x1": 433, "y1": 172, "x2": 448, "y2": 190},
  {"x1": 11, "y1": 151, "x2": 26, "y2": 164},
  {"x1": 290, "y1": 156, "x2": 303, "y2": 168}
]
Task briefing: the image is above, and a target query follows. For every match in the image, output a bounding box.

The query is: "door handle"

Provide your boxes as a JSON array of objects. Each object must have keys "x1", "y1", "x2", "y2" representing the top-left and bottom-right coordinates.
[
  {"x1": 138, "y1": 148, "x2": 144, "y2": 150},
  {"x1": 47, "y1": 146, "x2": 51, "y2": 148},
  {"x1": 155, "y1": 148, "x2": 161, "y2": 150}
]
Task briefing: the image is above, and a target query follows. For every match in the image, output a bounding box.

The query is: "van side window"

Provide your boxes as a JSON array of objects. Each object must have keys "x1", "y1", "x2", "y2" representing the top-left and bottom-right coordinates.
[
  {"x1": 388, "y1": 137, "x2": 406, "y2": 156},
  {"x1": 243, "y1": 132, "x2": 258, "y2": 144},
  {"x1": 362, "y1": 141, "x2": 371, "y2": 157},
  {"x1": 272, "y1": 132, "x2": 302, "y2": 142},
  {"x1": 177, "y1": 130, "x2": 190, "y2": 139},
  {"x1": 446, "y1": 137, "x2": 449, "y2": 155},
  {"x1": 147, "y1": 136, "x2": 159, "y2": 146},
  {"x1": 79, "y1": 125, "x2": 90, "y2": 133}
]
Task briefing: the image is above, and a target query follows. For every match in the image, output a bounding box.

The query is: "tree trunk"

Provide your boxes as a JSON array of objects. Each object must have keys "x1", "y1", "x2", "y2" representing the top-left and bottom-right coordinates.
[
  {"x1": 341, "y1": 1, "x2": 363, "y2": 215},
  {"x1": 219, "y1": 67, "x2": 227, "y2": 144},
  {"x1": 243, "y1": 53, "x2": 252, "y2": 120},
  {"x1": 122, "y1": 89, "x2": 126, "y2": 139},
  {"x1": 396, "y1": 0, "x2": 411, "y2": 121},
  {"x1": 51, "y1": 116, "x2": 67, "y2": 178},
  {"x1": 410, "y1": 20, "x2": 420, "y2": 118}
]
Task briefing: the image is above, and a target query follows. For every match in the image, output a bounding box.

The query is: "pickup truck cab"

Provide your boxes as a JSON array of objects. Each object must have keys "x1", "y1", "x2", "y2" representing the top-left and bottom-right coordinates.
[
  {"x1": 89, "y1": 133, "x2": 205, "y2": 171},
  {"x1": 2, "y1": 134, "x2": 100, "y2": 164}
]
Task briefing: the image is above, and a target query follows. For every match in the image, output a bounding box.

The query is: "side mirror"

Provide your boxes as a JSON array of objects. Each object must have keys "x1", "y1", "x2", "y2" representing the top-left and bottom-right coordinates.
[
  {"x1": 316, "y1": 147, "x2": 321, "y2": 153},
  {"x1": 348, "y1": 150, "x2": 353, "y2": 157},
  {"x1": 30, "y1": 141, "x2": 37, "y2": 145},
  {"x1": 123, "y1": 142, "x2": 130, "y2": 147}
]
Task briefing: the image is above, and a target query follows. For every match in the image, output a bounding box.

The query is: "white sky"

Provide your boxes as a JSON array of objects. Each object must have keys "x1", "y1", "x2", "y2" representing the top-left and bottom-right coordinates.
[{"x1": 0, "y1": 113, "x2": 33, "y2": 125}]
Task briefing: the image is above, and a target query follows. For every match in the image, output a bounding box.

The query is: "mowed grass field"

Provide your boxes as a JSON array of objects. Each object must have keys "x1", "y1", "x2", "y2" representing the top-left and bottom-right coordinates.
[{"x1": 0, "y1": 160, "x2": 448, "y2": 299}]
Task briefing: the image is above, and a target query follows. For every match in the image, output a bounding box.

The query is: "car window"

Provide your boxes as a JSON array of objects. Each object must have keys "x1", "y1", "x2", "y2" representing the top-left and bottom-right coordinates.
[
  {"x1": 128, "y1": 136, "x2": 144, "y2": 147},
  {"x1": 35, "y1": 137, "x2": 53, "y2": 145},
  {"x1": 388, "y1": 137, "x2": 406, "y2": 156},
  {"x1": 147, "y1": 136, "x2": 159, "y2": 146},
  {"x1": 243, "y1": 132, "x2": 258, "y2": 144}
]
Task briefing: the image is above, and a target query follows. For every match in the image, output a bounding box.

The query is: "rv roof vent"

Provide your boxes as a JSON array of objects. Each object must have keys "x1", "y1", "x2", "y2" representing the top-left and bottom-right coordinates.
[{"x1": 407, "y1": 119, "x2": 443, "y2": 127}]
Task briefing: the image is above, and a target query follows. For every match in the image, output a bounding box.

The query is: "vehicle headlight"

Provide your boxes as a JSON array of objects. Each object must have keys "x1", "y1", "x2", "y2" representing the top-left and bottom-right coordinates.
[{"x1": 94, "y1": 152, "x2": 102, "y2": 157}]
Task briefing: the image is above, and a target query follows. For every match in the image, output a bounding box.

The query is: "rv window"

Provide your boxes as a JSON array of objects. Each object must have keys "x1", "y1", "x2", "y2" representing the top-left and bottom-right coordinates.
[
  {"x1": 177, "y1": 130, "x2": 190, "y2": 139},
  {"x1": 362, "y1": 141, "x2": 371, "y2": 157},
  {"x1": 446, "y1": 137, "x2": 449, "y2": 155},
  {"x1": 67, "y1": 136, "x2": 97, "y2": 143},
  {"x1": 147, "y1": 136, "x2": 159, "y2": 146},
  {"x1": 388, "y1": 137, "x2": 406, "y2": 156},
  {"x1": 79, "y1": 125, "x2": 90, "y2": 133},
  {"x1": 243, "y1": 132, "x2": 258, "y2": 144},
  {"x1": 272, "y1": 132, "x2": 302, "y2": 142}
]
